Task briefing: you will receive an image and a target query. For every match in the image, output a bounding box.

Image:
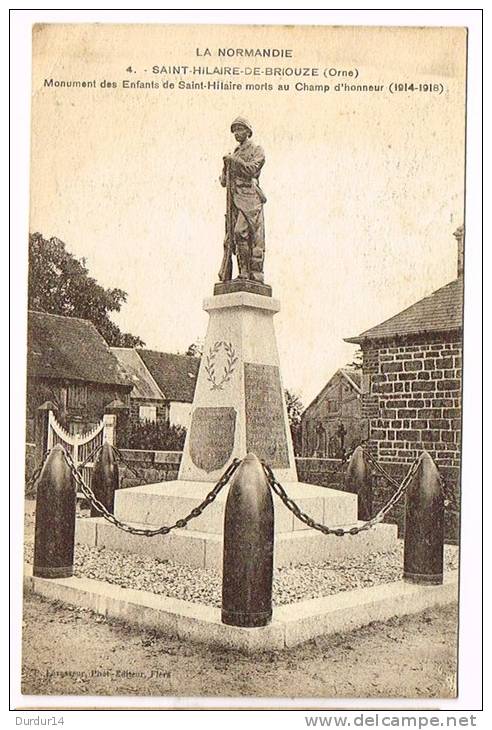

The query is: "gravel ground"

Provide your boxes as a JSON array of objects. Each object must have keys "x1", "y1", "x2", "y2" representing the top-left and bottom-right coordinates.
[
  {"x1": 21, "y1": 503, "x2": 459, "y2": 699},
  {"x1": 24, "y1": 523, "x2": 459, "y2": 607}
]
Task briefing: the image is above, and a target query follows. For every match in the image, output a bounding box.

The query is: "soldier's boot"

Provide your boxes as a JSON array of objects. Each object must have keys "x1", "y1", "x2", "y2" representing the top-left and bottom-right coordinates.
[
  {"x1": 249, "y1": 247, "x2": 265, "y2": 283},
  {"x1": 236, "y1": 242, "x2": 251, "y2": 279}
]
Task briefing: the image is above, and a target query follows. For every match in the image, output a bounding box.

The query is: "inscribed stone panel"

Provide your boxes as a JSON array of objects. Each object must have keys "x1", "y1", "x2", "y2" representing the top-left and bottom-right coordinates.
[{"x1": 244, "y1": 363, "x2": 289, "y2": 468}]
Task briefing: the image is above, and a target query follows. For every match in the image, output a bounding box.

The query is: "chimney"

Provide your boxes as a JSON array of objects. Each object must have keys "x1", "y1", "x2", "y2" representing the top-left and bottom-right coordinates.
[{"x1": 453, "y1": 224, "x2": 464, "y2": 278}]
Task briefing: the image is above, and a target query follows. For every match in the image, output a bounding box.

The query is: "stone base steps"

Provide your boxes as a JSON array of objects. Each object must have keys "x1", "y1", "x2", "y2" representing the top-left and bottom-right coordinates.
[
  {"x1": 75, "y1": 517, "x2": 398, "y2": 570},
  {"x1": 24, "y1": 564, "x2": 459, "y2": 654},
  {"x1": 77, "y1": 479, "x2": 399, "y2": 568},
  {"x1": 113, "y1": 480, "x2": 358, "y2": 535}
]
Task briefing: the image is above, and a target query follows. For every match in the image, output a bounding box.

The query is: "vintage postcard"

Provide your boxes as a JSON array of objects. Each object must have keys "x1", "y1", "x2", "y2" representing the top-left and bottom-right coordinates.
[{"x1": 14, "y1": 18, "x2": 478, "y2": 711}]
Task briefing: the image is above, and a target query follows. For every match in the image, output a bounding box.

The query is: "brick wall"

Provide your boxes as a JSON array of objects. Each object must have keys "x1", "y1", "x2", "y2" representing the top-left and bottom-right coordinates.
[{"x1": 363, "y1": 335, "x2": 462, "y2": 467}]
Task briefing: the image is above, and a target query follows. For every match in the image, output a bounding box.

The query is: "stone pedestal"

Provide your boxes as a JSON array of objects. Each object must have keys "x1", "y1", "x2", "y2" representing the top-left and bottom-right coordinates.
[
  {"x1": 76, "y1": 482, "x2": 399, "y2": 569},
  {"x1": 178, "y1": 291, "x2": 298, "y2": 483},
  {"x1": 76, "y1": 286, "x2": 399, "y2": 568},
  {"x1": 213, "y1": 280, "x2": 272, "y2": 297}
]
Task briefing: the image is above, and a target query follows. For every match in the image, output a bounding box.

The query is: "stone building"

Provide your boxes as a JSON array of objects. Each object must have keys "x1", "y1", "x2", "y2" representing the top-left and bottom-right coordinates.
[
  {"x1": 26, "y1": 311, "x2": 132, "y2": 440},
  {"x1": 300, "y1": 368, "x2": 363, "y2": 457},
  {"x1": 109, "y1": 347, "x2": 169, "y2": 427},
  {"x1": 111, "y1": 348, "x2": 200, "y2": 429},
  {"x1": 343, "y1": 227, "x2": 464, "y2": 541},
  {"x1": 345, "y1": 272, "x2": 463, "y2": 468}
]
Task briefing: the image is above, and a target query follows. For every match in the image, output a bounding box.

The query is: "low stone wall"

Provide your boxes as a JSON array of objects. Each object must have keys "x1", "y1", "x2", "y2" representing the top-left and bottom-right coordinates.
[
  {"x1": 24, "y1": 446, "x2": 182, "y2": 493},
  {"x1": 27, "y1": 444, "x2": 460, "y2": 544},
  {"x1": 369, "y1": 462, "x2": 460, "y2": 544},
  {"x1": 110, "y1": 451, "x2": 462, "y2": 543},
  {"x1": 296, "y1": 456, "x2": 460, "y2": 544},
  {"x1": 118, "y1": 449, "x2": 182, "y2": 488},
  {"x1": 118, "y1": 453, "x2": 344, "y2": 490},
  {"x1": 296, "y1": 457, "x2": 348, "y2": 490}
]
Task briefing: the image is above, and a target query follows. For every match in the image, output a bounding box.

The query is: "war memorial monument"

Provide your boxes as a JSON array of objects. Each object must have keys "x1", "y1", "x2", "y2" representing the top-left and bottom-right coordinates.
[
  {"x1": 28, "y1": 117, "x2": 455, "y2": 652},
  {"x1": 76, "y1": 117, "x2": 397, "y2": 569}
]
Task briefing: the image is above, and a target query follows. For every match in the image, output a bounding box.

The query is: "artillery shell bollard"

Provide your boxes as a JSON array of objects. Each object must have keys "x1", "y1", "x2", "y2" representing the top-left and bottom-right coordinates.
[
  {"x1": 403, "y1": 451, "x2": 444, "y2": 585},
  {"x1": 33, "y1": 445, "x2": 76, "y2": 579},
  {"x1": 222, "y1": 453, "x2": 274, "y2": 627},
  {"x1": 345, "y1": 445, "x2": 372, "y2": 521},
  {"x1": 90, "y1": 442, "x2": 119, "y2": 517}
]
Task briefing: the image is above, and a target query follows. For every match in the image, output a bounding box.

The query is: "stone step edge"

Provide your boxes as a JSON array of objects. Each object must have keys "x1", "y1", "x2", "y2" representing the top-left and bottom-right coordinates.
[
  {"x1": 76, "y1": 518, "x2": 398, "y2": 544},
  {"x1": 113, "y1": 489, "x2": 359, "y2": 528},
  {"x1": 23, "y1": 564, "x2": 458, "y2": 654}
]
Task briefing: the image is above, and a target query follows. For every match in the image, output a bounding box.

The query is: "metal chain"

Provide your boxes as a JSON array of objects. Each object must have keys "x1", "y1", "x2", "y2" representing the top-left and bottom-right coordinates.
[
  {"x1": 341, "y1": 446, "x2": 357, "y2": 465},
  {"x1": 26, "y1": 443, "x2": 104, "y2": 496},
  {"x1": 27, "y1": 441, "x2": 458, "y2": 539},
  {"x1": 24, "y1": 449, "x2": 52, "y2": 497},
  {"x1": 80, "y1": 443, "x2": 154, "y2": 484},
  {"x1": 77, "y1": 443, "x2": 105, "y2": 469},
  {"x1": 263, "y1": 454, "x2": 422, "y2": 536},
  {"x1": 361, "y1": 447, "x2": 457, "y2": 509},
  {"x1": 361, "y1": 448, "x2": 402, "y2": 490},
  {"x1": 62, "y1": 447, "x2": 240, "y2": 537},
  {"x1": 25, "y1": 442, "x2": 175, "y2": 499}
]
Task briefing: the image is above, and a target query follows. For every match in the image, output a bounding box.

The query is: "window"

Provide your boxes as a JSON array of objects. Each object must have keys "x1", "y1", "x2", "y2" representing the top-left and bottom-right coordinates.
[
  {"x1": 139, "y1": 405, "x2": 157, "y2": 423},
  {"x1": 67, "y1": 383, "x2": 87, "y2": 408}
]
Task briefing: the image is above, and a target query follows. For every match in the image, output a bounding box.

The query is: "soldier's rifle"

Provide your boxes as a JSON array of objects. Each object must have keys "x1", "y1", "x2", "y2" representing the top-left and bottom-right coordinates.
[{"x1": 218, "y1": 158, "x2": 235, "y2": 281}]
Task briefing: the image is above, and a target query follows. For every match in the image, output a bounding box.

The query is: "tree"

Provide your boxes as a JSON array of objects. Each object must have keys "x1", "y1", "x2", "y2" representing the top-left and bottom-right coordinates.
[
  {"x1": 285, "y1": 389, "x2": 304, "y2": 426},
  {"x1": 346, "y1": 348, "x2": 363, "y2": 370},
  {"x1": 285, "y1": 389, "x2": 304, "y2": 456},
  {"x1": 28, "y1": 233, "x2": 145, "y2": 347},
  {"x1": 185, "y1": 339, "x2": 204, "y2": 358}
]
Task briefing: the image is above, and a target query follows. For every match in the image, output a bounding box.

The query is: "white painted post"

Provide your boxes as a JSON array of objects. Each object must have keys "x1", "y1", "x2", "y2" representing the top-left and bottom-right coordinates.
[
  {"x1": 47, "y1": 410, "x2": 55, "y2": 450},
  {"x1": 73, "y1": 432, "x2": 80, "y2": 469},
  {"x1": 103, "y1": 413, "x2": 116, "y2": 446}
]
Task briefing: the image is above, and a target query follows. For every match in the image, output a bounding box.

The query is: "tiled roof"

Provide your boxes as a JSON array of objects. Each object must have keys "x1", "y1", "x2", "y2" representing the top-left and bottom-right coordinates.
[
  {"x1": 345, "y1": 279, "x2": 463, "y2": 344},
  {"x1": 137, "y1": 349, "x2": 200, "y2": 403},
  {"x1": 110, "y1": 348, "x2": 164, "y2": 400},
  {"x1": 340, "y1": 368, "x2": 362, "y2": 391},
  {"x1": 27, "y1": 311, "x2": 131, "y2": 387}
]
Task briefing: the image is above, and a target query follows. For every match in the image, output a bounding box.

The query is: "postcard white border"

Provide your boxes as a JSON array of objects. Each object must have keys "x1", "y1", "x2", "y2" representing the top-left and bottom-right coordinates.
[{"x1": 8, "y1": 6, "x2": 484, "y2": 720}]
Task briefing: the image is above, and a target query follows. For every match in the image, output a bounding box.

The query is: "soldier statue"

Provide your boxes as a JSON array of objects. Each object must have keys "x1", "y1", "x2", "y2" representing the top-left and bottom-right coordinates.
[{"x1": 218, "y1": 117, "x2": 267, "y2": 283}]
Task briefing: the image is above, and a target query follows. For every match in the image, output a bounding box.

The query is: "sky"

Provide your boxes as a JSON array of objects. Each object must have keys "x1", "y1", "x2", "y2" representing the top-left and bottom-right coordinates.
[{"x1": 29, "y1": 23, "x2": 466, "y2": 405}]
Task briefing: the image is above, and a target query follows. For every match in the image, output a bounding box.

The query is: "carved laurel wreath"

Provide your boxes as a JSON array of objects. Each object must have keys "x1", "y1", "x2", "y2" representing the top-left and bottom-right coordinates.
[{"x1": 205, "y1": 340, "x2": 238, "y2": 391}]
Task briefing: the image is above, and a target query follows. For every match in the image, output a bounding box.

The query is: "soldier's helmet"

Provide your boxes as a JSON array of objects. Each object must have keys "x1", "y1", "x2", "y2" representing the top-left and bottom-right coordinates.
[{"x1": 230, "y1": 117, "x2": 253, "y2": 136}]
